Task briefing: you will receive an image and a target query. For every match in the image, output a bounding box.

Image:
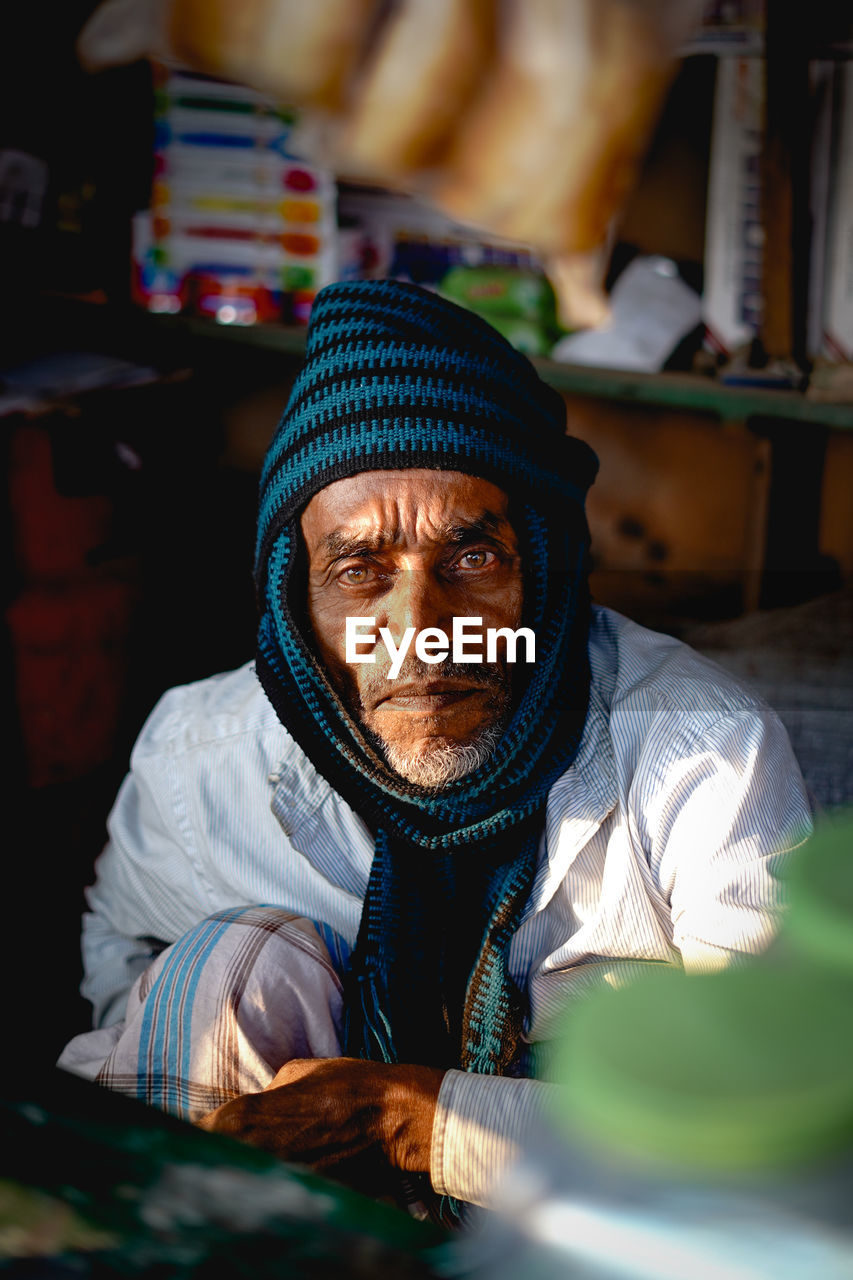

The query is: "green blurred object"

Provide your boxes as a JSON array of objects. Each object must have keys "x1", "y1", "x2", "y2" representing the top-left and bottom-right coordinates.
[
  {"x1": 784, "y1": 809, "x2": 853, "y2": 977},
  {"x1": 1, "y1": 1065, "x2": 449, "y2": 1277},
  {"x1": 438, "y1": 266, "x2": 563, "y2": 357},
  {"x1": 550, "y1": 813, "x2": 853, "y2": 1177},
  {"x1": 553, "y1": 965, "x2": 853, "y2": 1174}
]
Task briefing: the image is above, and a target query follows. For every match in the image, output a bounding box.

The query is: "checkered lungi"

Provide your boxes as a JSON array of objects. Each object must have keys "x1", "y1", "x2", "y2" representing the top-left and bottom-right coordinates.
[{"x1": 57, "y1": 906, "x2": 344, "y2": 1121}]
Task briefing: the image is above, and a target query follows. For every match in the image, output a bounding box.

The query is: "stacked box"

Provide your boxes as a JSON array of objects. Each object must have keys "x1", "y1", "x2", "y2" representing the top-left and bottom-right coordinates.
[{"x1": 133, "y1": 66, "x2": 338, "y2": 325}]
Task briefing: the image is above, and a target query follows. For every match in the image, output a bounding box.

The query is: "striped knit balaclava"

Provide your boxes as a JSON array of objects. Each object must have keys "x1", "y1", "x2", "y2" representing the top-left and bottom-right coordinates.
[{"x1": 255, "y1": 279, "x2": 598, "y2": 1100}]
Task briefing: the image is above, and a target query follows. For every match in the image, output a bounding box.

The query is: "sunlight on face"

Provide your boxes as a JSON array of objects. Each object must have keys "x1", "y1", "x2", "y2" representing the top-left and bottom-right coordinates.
[{"x1": 301, "y1": 469, "x2": 524, "y2": 785}]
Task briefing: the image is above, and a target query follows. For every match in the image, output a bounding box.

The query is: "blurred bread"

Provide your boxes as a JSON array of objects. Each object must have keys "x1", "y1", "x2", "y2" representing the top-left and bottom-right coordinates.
[
  {"x1": 341, "y1": 0, "x2": 497, "y2": 177},
  {"x1": 433, "y1": 0, "x2": 677, "y2": 256},
  {"x1": 168, "y1": 0, "x2": 376, "y2": 107}
]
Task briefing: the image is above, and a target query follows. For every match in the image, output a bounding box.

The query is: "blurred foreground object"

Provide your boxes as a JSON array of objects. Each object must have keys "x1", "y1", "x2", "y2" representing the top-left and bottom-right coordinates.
[
  {"x1": 1, "y1": 1065, "x2": 447, "y2": 1276},
  {"x1": 75, "y1": 0, "x2": 706, "y2": 329},
  {"x1": 452, "y1": 811, "x2": 853, "y2": 1280},
  {"x1": 552, "y1": 809, "x2": 853, "y2": 1179}
]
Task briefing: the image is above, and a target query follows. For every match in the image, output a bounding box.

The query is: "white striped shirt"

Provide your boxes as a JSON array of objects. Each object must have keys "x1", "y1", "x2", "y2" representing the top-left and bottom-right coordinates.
[{"x1": 77, "y1": 605, "x2": 812, "y2": 1206}]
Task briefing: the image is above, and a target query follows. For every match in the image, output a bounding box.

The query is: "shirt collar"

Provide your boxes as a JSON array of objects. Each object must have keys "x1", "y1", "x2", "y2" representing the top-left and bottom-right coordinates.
[{"x1": 269, "y1": 735, "x2": 335, "y2": 839}]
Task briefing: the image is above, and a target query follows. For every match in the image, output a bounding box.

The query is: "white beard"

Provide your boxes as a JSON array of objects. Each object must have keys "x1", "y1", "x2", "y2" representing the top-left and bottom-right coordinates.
[{"x1": 379, "y1": 722, "x2": 503, "y2": 788}]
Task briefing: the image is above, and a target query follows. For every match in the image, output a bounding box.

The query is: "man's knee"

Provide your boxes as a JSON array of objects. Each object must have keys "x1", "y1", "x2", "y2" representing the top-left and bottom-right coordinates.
[{"x1": 61, "y1": 905, "x2": 345, "y2": 1119}]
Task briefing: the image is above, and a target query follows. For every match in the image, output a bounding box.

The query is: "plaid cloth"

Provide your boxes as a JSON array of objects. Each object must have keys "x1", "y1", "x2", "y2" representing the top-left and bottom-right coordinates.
[{"x1": 58, "y1": 906, "x2": 344, "y2": 1121}]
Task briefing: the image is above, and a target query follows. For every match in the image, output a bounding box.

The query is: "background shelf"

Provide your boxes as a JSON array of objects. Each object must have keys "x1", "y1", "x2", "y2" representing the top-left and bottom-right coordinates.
[{"x1": 152, "y1": 312, "x2": 853, "y2": 430}]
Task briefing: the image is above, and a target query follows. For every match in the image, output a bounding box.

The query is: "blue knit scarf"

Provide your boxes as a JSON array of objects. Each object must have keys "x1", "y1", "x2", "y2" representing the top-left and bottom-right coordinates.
[{"x1": 254, "y1": 280, "x2": 598, "y2": 1213}]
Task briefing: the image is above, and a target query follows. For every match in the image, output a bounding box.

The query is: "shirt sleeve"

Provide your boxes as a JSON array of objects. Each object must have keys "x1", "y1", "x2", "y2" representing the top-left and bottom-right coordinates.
[
  {"x1": 79, "y1": 696, "x2": 223, "y2": 1028},
  {"x1": 431, "y1": 1069, "x2": 553, "y2": 1206},
  {"x1": 642, "y1": 702, "x2": 813, "y2": 969},
  {"x1": 80, "y1": 899, "x2": 169, "y2": 1029}
]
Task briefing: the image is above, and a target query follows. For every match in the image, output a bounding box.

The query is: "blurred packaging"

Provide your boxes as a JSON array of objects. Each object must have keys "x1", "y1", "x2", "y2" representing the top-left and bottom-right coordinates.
[
  {"x1": 336, "y1": 185, "x2": 540, "y2": 284},
  {"x1": 683, "y1": 0, "x2": 765, "y2": 54},
  {"x1": 336, "y1": 185, "x2": 555, "y2": 352},
  {"x1": 701, "y1": 57, "x2": 764, "y2": 358},
  {"x1": 818, "y1": 62, "x2": 853, "y2": 362},
  {"x1": 132, "y1": 65, "x2": 338, "y2": 325},
  {"x1": 438, "y1": 265, "x2": 562, "y2": 357},
  {"x1": 807, "y1": 60, "x2": 838, "y2": 361},
  {"x1": 551, "y1": 255, "x2": 702, "y2": 371}
]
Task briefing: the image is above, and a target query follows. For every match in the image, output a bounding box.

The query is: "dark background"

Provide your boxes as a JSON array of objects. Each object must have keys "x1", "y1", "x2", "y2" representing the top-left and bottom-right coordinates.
[{"x1": 2, "y1": 4, "x2": 851, "y2": 1066}]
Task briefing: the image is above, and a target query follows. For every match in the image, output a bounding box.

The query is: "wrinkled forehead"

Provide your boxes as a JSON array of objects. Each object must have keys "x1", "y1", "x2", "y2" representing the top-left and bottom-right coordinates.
[{"x1": 299, "y1": 468, "x2": 518, "y2": 561}]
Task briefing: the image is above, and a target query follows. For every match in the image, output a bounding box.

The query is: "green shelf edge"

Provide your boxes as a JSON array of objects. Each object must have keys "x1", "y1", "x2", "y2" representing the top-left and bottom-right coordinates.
[
  {"x1": 533, "y1": 360, "x2": 853, "y2": 428},
  {"x1": 159, "y1": 315, "x2": 853, "y2": 430}
]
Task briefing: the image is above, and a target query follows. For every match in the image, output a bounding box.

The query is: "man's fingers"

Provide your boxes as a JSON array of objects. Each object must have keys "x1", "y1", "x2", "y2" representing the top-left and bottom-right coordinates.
[
  {"x1": 194, "y1": 1059, "x2": 443, "y2": 1179},
  {"x1": 264, "y1": 1056, "x2": 335, "y2": 1090},
  {"x1": 195, "y1": 1095, "x2": 255, "y2": 1137}
]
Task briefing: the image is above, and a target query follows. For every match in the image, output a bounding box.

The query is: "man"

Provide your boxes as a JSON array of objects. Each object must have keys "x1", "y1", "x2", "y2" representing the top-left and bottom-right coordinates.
[{"x1": 59, "y1": 279, "x2": 812, "y2": 1220}]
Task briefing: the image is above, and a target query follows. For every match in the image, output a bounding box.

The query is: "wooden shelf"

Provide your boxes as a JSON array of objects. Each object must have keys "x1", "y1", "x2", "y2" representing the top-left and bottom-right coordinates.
[
  {"x1": 154, "y1": 313, "x2": 853, "y2": 430},
  {"x1": 18, "y1": 298, "x2": 852, "y2": 432},
  {"x1": 532, "y1": 358, "x2": 853, "y2": 429}
]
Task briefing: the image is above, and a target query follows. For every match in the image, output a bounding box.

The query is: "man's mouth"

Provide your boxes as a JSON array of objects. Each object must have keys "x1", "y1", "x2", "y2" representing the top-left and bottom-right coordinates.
[{"x1": 374, "y1": 682, "x2": 488, "y2": 712}]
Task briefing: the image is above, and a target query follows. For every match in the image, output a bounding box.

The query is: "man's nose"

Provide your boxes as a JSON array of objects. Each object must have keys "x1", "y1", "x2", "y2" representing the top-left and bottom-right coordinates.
[{"x1": 381, "y1": 570, "x2": 451, "y2": 643}]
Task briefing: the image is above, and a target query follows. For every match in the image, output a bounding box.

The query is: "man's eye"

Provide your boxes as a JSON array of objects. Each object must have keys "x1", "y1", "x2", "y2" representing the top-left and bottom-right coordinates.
[
  {"x1": 340, "y1": 565, "x2": 374, "y2": 585},
  {"x1": 457, "y1": 549, "x2": 494, "y2": 570}
]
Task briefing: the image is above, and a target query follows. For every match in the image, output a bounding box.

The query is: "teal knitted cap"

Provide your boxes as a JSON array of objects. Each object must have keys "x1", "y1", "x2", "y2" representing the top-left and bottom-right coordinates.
[
  {"x1": 255, "y1": 278, "x2": 598, "y2": 584},
  {"x1": 254, "y1": 278, "x2": 600, "y2": 843}
]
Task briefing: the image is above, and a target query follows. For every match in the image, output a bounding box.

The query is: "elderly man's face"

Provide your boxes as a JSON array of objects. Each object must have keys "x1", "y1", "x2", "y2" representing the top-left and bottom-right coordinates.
[{"x1": 301, "y1": 469, "x2": 523, "y2": 786}]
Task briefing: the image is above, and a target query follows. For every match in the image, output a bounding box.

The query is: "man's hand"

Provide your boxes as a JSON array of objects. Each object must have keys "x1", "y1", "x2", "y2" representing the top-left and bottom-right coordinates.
[{"x1": 196, "y1": 1058, "x2": 444, "y2": 1196}]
